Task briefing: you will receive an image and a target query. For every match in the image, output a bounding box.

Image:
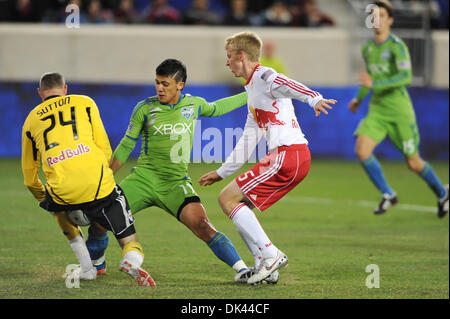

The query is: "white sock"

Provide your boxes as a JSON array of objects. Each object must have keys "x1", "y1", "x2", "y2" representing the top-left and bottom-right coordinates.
[
  {"x1": 243, "y1": 238, "x2": 263, "y2": 269},
  {"x1": 229, "y1": 203, "x2": 278, "y2": 260},
  {"x1": 68, "y1": 235, "x2": 93, "y2": 272},
  {"x1": 122, "y1": 250, "x2": 144, "y2": 268},
  {"x1": 231, "y1": 260, "x2": 248, "y2": 273},
  {"x1": 232, "y1": 210, "x2": 263, "y2": 267}
]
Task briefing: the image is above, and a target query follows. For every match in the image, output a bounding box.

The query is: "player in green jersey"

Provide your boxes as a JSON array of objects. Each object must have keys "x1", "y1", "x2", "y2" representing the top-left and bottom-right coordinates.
[
  {"x1": 348, "y1": 0, "x2": 448, "y2": 218},
  {"x1": 87, "y1": 59, "x2": 254, "y2": 283}
]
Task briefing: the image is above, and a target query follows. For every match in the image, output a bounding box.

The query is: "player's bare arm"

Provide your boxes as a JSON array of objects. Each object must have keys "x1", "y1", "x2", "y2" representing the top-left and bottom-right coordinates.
[
  {"x1": 199, "y1": 170, "x2": 222, "y2": 186},
  {"x1": 110, "y1": 157, "x2": 124, "y2": 174},
  {"x1": 313, "y1": 98, "x2": 337, "y2": 117},
  {"x1": 348, "y1": 98, "x2": 360, "y2": 113}
]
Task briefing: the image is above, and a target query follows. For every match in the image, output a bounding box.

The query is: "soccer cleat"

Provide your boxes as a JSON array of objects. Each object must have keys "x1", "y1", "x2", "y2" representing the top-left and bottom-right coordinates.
[
  {"x1": 247, "y1": 250, "x2": 288, "y2": 285},
  {"x1": 80, "y1": 267, "x2": 97, "y2": 280},
  {"x1": 63, "y1": 265, "x2": 97, "y2": 281},
  {"x1": 374, "y1": 193, "x2": 398, "y2": 215},
  {"x1": 264, "y1": 270, "x2": 279, "y2": 284},
  {"x1": 437, "y1": 185, "x2": 449, "y2": 218},
  {"x1": 71, "y1": 266, "x2": 97, "y2": 281},
  {"x1": 120, "y1": 260, "x2": 156, "y2": 287},
  {"x1": 234, "y1": 268, "x2": 254, "y2": 283},
  {"x1": 94, "y1": 260, "x2": 107, "y2": 276},
  {"x1": 235, "y1": 267, "x2": 280, "y2": 284}
]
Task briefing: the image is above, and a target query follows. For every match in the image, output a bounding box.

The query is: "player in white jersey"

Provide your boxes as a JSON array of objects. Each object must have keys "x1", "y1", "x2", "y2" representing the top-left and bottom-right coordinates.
[{"x1": 199, "y1": 32, "x2": 337, "y2": 284}]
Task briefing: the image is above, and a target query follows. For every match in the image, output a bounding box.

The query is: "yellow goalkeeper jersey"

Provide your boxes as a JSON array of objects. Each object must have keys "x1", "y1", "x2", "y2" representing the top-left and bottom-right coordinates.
[{"x1": 21, "y1": 94, "x2": 116, "y2": 205}]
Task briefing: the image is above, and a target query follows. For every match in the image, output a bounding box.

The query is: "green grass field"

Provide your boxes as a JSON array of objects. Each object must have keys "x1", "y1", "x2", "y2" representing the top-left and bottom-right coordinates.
[{"x1": 0, "y1": 158, "x2": 448, "y2": 299}]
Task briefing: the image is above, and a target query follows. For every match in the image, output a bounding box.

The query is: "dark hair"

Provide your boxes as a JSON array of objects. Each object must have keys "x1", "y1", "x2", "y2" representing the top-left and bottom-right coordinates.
[
  {"x1": 156, "y1": 59, "x2": 187, "y2": 83},
  {"x1": 373, "y1": 0, "x2": 394, "y2": 17},
  {"x1": 39, "y1": 72, "x2": 65, "y2": 90}
]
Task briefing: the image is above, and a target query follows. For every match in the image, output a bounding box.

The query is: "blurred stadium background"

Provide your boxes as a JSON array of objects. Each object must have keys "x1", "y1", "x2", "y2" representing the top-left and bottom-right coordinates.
[{"x1": 0, "y1": 0, "x2": 448, "y2": 162}]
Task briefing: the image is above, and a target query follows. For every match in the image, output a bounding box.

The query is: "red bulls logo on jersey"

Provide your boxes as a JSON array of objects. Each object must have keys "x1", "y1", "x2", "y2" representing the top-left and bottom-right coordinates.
[{"x1": 253, "y1": 102, "x2": 285, "y2": 131}]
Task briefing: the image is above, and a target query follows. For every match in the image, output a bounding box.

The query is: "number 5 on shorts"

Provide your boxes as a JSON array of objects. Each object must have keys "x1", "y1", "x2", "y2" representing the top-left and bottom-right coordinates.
[{"x1": 238, "y1": 171, "x2": 255, "y2": 182}]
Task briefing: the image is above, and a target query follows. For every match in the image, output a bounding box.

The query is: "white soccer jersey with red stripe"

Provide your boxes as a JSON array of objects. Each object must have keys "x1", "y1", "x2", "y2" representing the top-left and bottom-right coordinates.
[{"x1": 216, "y1": 65, "x2": 323, "y2": 179}]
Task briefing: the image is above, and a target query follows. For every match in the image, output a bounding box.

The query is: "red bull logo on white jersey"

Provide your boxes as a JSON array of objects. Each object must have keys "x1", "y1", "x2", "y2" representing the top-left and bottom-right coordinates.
[{"x1": 251, "y1": 101, "x2": 285, "y2": 131}]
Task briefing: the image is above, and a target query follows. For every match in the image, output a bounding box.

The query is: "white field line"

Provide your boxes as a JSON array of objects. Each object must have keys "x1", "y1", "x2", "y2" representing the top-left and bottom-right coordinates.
[
  {"x1": 200, "y1": 192, "x2": 436, "y2": 213},
  {"x1": 3, "y1": 190, "x2": 437, "y2": 213},
  {"x1": 282, "y1": 196, "x2": 436, "y2": 213}
]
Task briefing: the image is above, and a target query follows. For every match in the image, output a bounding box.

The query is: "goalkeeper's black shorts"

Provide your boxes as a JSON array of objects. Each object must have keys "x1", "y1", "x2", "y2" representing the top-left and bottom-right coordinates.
[{"x1": 39, "y1": 185, "x2": 136, "y2": 239}]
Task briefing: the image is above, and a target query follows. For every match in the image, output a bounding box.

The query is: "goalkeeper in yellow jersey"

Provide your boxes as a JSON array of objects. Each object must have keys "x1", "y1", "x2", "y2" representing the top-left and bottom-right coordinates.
[{"x1": 21, "y1": 72, "x2": 155, "y2": 287}]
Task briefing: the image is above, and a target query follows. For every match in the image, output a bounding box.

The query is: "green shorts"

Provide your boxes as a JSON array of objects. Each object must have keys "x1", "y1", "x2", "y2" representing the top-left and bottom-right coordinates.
[
  {"x1": 119, "y1": 167, "x2": 200, "y2": 220},
  {"x1": 354, "y1": 114, "x2": 420, "y2": 158}
]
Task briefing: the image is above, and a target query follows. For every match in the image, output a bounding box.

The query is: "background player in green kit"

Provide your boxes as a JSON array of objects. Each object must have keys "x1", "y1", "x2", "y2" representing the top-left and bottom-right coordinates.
[
  {"x1": 88, "y1": 59, "x2": 252, "y2": 283},
  {"x1": 348, "y1": 0, "x2": 448, "y2": 218}
]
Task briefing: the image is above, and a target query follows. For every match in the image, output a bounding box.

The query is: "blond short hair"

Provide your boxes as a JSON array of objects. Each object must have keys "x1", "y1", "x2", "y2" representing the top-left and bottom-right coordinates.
[{"x1": 225, "y1": 31, "x2": 263, "y2": 62}]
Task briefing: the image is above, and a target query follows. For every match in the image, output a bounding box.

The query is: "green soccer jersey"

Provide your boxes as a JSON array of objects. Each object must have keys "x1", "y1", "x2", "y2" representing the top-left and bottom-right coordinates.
[
  {"x1": 113, "y1": 92, "x2": 247, "y2": 184},
  {"x1": 356, "y1": 34, "x2": 415, "y2": 121}
]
